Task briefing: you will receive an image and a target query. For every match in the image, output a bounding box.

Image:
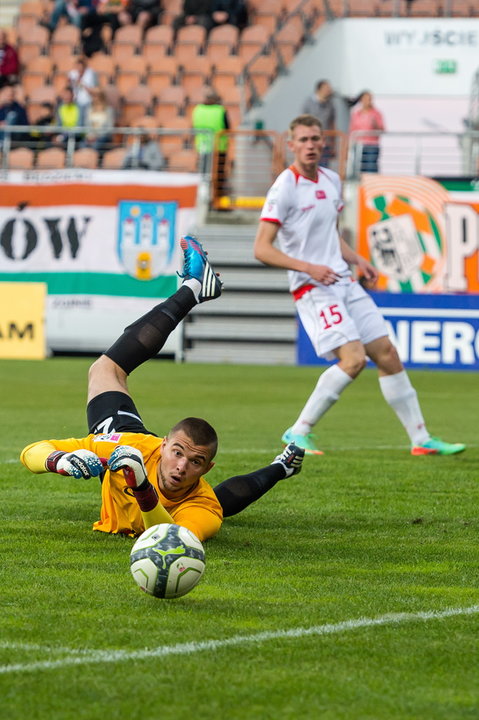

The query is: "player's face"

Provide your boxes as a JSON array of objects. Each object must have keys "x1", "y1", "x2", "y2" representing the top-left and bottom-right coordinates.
[
  {"x1": 289, "y1": 124, "x2": 324, "y2": 177},
  {"x1": 158, "y1": 430, "x2": 214, "y2": 498}
]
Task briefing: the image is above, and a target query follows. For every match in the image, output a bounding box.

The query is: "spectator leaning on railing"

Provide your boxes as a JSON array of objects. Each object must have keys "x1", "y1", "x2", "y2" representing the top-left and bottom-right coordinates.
[{"x1": 349, "y1": 90, "x2": 385, "y2": 174}]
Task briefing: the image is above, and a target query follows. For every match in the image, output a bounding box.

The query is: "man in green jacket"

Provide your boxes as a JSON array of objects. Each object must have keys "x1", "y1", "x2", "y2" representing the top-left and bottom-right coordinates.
[{"x1": 192, "y1": 88, "x2": 229, "y2": 198}]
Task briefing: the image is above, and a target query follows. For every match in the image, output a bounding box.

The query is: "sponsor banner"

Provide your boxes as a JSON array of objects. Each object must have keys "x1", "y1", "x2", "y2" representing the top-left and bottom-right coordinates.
[
  {"x1": 297, "y1": 292, "x2": 479, "y2": 371},
  {"x1": 0, "y1": 282, "x2": 46, "y2": 359},
  {"x1": 0, "y1": 171, "x2": 199, "y2": 356},
  {"x1": 357, "y1": 175, "x2": 479, "y2": 294}
]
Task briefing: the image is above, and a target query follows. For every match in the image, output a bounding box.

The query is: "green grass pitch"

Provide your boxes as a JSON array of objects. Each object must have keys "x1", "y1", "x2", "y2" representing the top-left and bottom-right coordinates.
[{"x1": 1, "y1": 358, "x2": 478, "y2": 720}]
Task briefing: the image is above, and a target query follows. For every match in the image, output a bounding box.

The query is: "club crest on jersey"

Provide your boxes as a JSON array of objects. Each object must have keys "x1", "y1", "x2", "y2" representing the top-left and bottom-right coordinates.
[
  {"x1": 316, "y1": 190, "x2": 327, "y2": 199},
  {"x1": 95, "y1": 433, "x2": 122, "y2": 442}
]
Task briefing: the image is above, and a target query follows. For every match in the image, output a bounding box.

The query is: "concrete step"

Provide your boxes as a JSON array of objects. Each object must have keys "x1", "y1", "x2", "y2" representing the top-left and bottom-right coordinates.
[
  {"x1": 219, "y1": 266, "x2": 289, "y2": 291},
  {"x1": 189, "y1": 290, "x2": 295, "y2": 316},
  {"x1": 184, "y1": 341, "x2": 296, "y2": 365},
  {"x1": 184, "y1": 316, "x2": 296, "y2": 342}
]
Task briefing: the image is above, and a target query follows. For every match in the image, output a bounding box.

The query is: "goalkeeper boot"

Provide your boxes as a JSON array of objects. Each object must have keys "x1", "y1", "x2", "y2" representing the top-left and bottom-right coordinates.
[
  {"x1": 281, "y1": 427, "x2": 324, "y2": 456},
  {"x1": 272, "y1": 443, "x2": 305, "y2": 478},
  {"x1": 411, "y1": 437, "x2": 466, "y2": 456},
  {"x1": 178, "y1": 235, "x2": 223, "y2": 303}
]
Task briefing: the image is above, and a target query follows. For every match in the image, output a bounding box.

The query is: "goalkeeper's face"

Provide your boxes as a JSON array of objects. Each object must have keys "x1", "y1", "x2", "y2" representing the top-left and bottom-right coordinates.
[{"x1": 158, "y1": 430, "x2": 215, "y2": 498}]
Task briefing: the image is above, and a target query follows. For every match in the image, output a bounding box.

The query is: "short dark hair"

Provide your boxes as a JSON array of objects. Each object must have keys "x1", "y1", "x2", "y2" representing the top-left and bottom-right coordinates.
[
  {"x1": 169, "y1": 417, "x2": 218, "y2": 458},
  {"x1": 315, "y1": 79, "x2": 329, "y2": 91},
  {"x1": 289, "y1": 114, "x2": 323, "y2": 137}
]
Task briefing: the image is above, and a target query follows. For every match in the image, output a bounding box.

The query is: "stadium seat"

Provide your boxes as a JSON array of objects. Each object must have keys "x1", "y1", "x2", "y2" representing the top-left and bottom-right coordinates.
[
  {"x1": 145, "y1": 56, "x2": 179, "y2": 100},
  {"x1": 154, "y1": 85, "x2": 186, "y2": 125},
  {"x1": 116, "y1": 55, "x2": 148, "y2": 96},
  {"x1": 237, "y1": 24, "x2": 270, "y2": 62},
  {"x1": 144, "y1": 25, "x2": 174, "y2": 57},
  {"x1": 102, "y1": 147, "x2": 127, "y2": 168},
  {"x1": 7, "y1": 147, "x2": 35, "y2": 169},
  {"x1": 161, "y1": 133, "x2": 189, "y2": 161},
  {"x1": 21, "y1": 56, "x2": 53, "y2": 96},
  {"x1": 168, "y1": 148, "x2": 198, "y2": 172},
  {"x1": 36, "y1": 147, "x2": 66, "y2": 169},
  {"x1": 205, "y1": 24, "x2": 240, "y2": 60},
  {"x1": 274, "y1": 17, "x2": 304, "y2": 67},
  {"x1": 211, "y1": 56, "x2": 245, "y2": 91},
  {"x1": 26, "y1": 84, "x2": 57, "y2": 112},
  {"x1": 250, "y1": 0, "x2": 281, "y2": 33},
  {"x1": 180, "y1": 56, "x2": 213, "y2": 95},
  {"x1": 72, "y1": 148, "x2": 99, "y2": 168},
  {"x1": 88, "y1": 53, "x2": 116, "y2": 86},
  {"x1": 49, "y1": 25, "x2": 82, "y2": 61},
  {"x1": 17, "y1": 24, "x2": 49, "y2": 64},
  {"x1": 18, "y1": 0, "x2": 45, "y2": 22},
  {"x1": 247, "y1": 54, "x2": 277, "y2": 99},
  {"x1": 175, "y1": 24, "x2": 207, "y2": 54},
  {"x1": 161, "y1": 0, "x2": 182, "y2": 25},
  {"x1": 111, "y1": 25, "x2": 142, "y2": 58},
  {"x1": 120, "y1": 85, "x2": 153, "y2": 125}
]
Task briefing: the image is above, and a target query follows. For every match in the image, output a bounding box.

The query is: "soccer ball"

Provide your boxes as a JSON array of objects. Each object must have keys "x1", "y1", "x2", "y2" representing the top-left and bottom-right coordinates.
[{"x1": 130, "y1": 523, "x2": 206, "y2": 599}]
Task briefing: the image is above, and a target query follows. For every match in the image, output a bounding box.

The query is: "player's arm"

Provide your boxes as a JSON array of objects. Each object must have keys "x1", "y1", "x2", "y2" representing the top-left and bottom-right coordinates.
[
  {"x1": 172, "y1": 506, "x2": 222, "y2": 543},
  {"x1": 339, "y1": 236, "x2": 378, "y2": 282},
  {"x1": 254, "y1": 220, "x2": 340, "y2": 285},
  {"x1": 20, "y1": 439, "x2": 106, "y2": 478}
]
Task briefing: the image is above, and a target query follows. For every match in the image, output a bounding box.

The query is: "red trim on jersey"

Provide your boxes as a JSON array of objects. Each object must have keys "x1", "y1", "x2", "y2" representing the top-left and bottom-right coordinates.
[
  {"x1": 289, "y1": 165, "x2": 318, "y2": 183},
  {"x1": 292, "y1": 283, "x2": 316, "y2": 301},
  {"x1": 260, "y1": 218, "x2": 281, "y2": 225}
]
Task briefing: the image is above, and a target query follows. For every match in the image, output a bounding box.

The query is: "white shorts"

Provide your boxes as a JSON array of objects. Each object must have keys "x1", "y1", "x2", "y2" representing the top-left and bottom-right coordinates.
[{"x1": 294, "y1": 280, "x2": 389, "y2": 360}]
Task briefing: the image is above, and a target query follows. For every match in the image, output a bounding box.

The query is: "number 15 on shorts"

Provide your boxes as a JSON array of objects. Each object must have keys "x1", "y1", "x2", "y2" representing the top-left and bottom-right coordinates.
[{"x1": 319, "y1": 304, "x2": 343, "y2": 330}]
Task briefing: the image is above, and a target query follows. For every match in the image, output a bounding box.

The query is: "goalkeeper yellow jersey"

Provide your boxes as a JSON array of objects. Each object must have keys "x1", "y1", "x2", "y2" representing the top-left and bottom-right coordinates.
[{"x1": 21, "y1": 431, "x2": 223, "y2": 542}]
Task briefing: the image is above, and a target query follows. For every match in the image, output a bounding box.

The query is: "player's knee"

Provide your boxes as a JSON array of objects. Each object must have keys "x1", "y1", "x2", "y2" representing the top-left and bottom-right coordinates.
[
  {"x1": 378, "y1": 342, "x2": 403, "y2": 373},
  {"x1": 341, "y1": 349, "x2": 367, "y2": 377}
]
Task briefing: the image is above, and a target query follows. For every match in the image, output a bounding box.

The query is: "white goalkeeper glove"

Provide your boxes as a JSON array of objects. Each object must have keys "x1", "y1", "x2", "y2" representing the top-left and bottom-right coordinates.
[
  {"x1": 108, "y1": 445, "x2": 148, "y2": 488},
  {"x1": 45, "y1": 449, "x2": 106, "y2": 479}
]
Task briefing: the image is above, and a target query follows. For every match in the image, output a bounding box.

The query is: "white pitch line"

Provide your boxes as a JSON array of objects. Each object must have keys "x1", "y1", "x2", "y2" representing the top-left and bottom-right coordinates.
[{"x1": 1, "y1": 604, "x2": 478, "y2": 676}]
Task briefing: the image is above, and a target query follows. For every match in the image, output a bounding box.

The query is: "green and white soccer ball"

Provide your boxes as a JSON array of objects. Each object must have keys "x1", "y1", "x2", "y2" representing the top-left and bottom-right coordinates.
[{"x1": 130, "y1": 523, "x2": 206, "y2": 599}]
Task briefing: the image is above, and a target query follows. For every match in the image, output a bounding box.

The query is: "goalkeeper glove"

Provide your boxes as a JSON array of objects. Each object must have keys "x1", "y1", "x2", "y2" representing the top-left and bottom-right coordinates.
[
  {"x1": 108, "y1": 445, "x2": 148, "y2": 488},
  {"x1": 46, "y1": 450, "x2": 106, "y2": 479}
]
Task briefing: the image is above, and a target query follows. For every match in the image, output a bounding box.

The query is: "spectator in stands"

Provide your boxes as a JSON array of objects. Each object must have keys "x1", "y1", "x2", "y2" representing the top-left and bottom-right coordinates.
[
  {"x1": 173, "y1": 0, "x2": 215, "y2": 37},
  {"x1": 45, "y1": 0, "x2": 96, "y2": 32},
  {"x1": 30, "y1": 102, "x2": 57, "y2": 149},
  {"x1": 192, "y1": 87, "x2": 229, "y2": 197},
  {"x1": 211, "y1": 0, "x2": 248, "y2": 29},
  {"x1": 349, "y1": 90, "x2": 385, "y2": 173},
  {"x1": 116, "y1": 0, "x2": 163, "y2": 32},
  {"x1": 122, "y1": 131, "x2": 165, "y2": 170},
  {"x1": 301, "y1": 79, "x2": 335, "y2": 167},
  {"x1": 0, "y1": 30, "x2": 19, "y2": 89},
  {"x1": 0, "y1": 84, "x2": 29, "y2": 142},
  {"x1": 68, "y1": 57, "x2": 98, "y2": 125},
  {"x1": 54, "y1": 86, "x2": 81, "y2": 148},
  {"x1": 81, "y1": 87, "x2": 115, "y2": 153}
]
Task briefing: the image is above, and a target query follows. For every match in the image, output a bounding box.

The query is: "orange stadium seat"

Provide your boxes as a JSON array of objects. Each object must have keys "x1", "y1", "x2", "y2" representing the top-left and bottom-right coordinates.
[
  {"x1": 168, "y1": 148, "x2": 198, "y2": 172},
  {"x1": 175, "y1": 24, "x2": 207, "y2": 53},
  {"x1": 120, "y1": 85, "x2": 153, "y2": 125},
  {"x1": 180, "y1": 56, "x2": 213, "y2": 95},
  {"x1": 49, "y1": 25, "x2": 82, "y2": 61},
  {"x1": 102, "y1": 147, "x2": 127, "y2": 168},
  {"x1": 18, "y1": 0, "x2": 45, "y2": 21},
  {"x1": 21, "y1": 56, "x2": 53, "y2": 96},
  {"x1": 111, "y1": 25, "x2": 142, "y2": 58},
  {"x1": 146, "y1": 57, "x2": 180, "y2": 100},
  {"x1": 237, "y1": 24, "x2": 270, "y2": 62},
  {"x1": 73, "y1": 148, "x2": 99, "y2": 168},
  {"x1": 7, "y1": 147, "x2": 35, "y2": 170},
  {"x1": 247, "y1": 54, "x2": 277, "y2": 99},
  {"x1": 88, "y1": 53, "x2": 116, "y2": 86},
  {"x1": 274, "y1": 16, "x2": 304, "y2": 66},
  {"x1": 212, "y1": 56, "x2": 245, "y2": 92},
  {"x1": 116, "y1": 55, "x2": 148, "y2": 96},
  {"x1": 154, "y1": 84, "x2": 186, "y2": 122},
  {"x1": 205, "y1": 23, "x2": 239, "y2": 60},
  {"x1": 144, "y1": 25, "x2": 174, "y2": 56},
  {"x1": 36, "y1": 147, "x2": 66, "y2": 169}
]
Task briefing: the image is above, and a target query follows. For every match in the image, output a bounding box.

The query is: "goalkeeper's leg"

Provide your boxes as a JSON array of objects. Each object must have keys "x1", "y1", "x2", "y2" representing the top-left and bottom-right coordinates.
[{"x1": 214, "y1": 444, "x2": 304, "y2": 517}]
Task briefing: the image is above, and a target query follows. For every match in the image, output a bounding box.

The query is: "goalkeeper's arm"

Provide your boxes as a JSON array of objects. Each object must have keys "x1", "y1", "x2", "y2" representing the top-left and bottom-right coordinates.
[{"x1": 21, "y1": 441, "x2": 106, "y2": 479}]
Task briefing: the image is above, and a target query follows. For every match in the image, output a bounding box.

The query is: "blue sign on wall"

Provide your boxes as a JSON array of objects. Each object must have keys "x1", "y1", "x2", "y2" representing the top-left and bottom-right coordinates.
[{"x1": 297, "y1": 292, "x2": 479, "y2": 371}]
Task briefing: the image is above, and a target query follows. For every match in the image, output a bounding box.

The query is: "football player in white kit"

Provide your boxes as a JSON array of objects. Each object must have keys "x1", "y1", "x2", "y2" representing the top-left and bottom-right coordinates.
[{"x1": 254, "y1": 114, "x2": 465, "y2": 457}]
